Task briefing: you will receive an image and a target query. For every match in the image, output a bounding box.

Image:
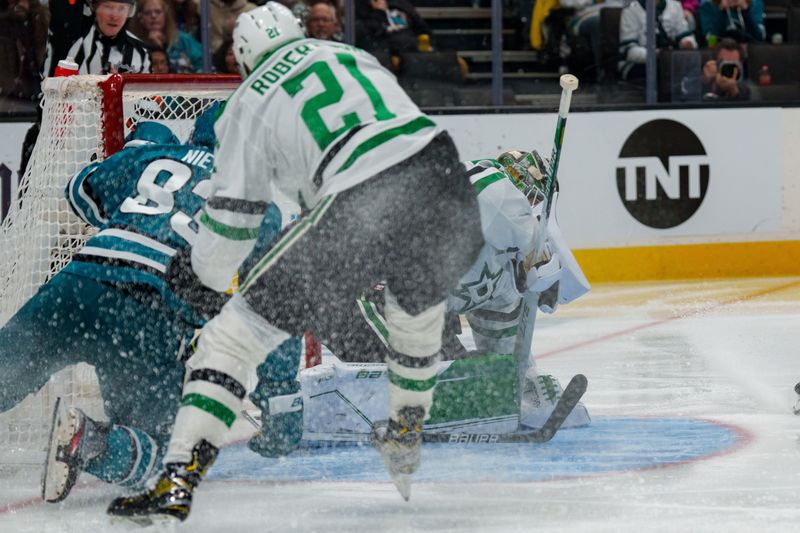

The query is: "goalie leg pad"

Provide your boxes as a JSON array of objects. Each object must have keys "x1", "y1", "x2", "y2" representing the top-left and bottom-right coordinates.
[{"x1": 520, "y1": 369, "x2": 591, "y2": 429}]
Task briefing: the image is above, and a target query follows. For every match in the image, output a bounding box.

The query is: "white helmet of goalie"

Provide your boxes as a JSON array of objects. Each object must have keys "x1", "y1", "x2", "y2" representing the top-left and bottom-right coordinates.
[{"x1": 233, "y1": 2, "x2": 305, "y2": 78}]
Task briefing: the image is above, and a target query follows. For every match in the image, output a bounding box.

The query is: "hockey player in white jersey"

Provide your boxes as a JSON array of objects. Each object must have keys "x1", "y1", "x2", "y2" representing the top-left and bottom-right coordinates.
[
  {"x1": 108, "y1": 2, "x2": 484, "y2": 523},
  {"x1": 248, "y1": 149, "x2": 591, "y2": 448}
]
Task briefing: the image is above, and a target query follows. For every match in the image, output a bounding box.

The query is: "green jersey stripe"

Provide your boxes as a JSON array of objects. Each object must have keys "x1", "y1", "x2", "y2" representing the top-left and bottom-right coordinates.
[
  {"x1": 472, "y1": 172, "x2": 506, "y2": 195},
  {"x1": 388, "y1": 369, "x2": 437, "y2": 392},
  {"x1": 357, "y1": 298, "x2": 390, "y2": 344},
  {"x1": 180, "y1": 393, "x2": 237, "y2": 427},
  {"x1": 336, "y1": 116, "x2": 436, "y2": 173},
  {"x1": 467, "y1": 320, "x2": 518, "y2": 339},
  {"x1": 200, "y1": 211, "x2": 259, "y2": 241}
]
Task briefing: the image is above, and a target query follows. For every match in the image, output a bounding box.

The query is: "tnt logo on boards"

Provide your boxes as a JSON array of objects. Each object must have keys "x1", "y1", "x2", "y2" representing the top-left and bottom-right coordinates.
[{"x1": 616, "y1": 119, "x2": 710, "y2": 229}]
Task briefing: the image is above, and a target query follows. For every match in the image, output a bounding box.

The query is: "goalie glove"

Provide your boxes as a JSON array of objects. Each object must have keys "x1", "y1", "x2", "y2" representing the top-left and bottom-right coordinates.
[{"x1": 525, "y1": 251, "x2": 562, "y2": 314}]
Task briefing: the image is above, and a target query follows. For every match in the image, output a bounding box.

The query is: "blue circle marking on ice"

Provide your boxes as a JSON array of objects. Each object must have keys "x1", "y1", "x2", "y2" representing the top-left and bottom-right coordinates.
[{"x1": 208, "y1": 417, "x2": 747, "y2": 483}]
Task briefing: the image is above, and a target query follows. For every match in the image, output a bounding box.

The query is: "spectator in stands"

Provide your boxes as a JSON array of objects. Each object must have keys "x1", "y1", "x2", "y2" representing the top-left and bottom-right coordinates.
[
  {"x1": 168, "y1": 0, "x2": 199, "y2": 39},
  {"x1": 355, "y1": 0, "x2": 433, "y2": 56},
  {"x1": 0, "y1": 0, "x2": 49, "y2": 100},
  {"x1": 698, "y1": 0, "x2": 764, "y2": 45},
  {"x1": 210, "y1": 0, "x2": 257, "y2": 52},
  {"x1": 306, "y1": 1, "x2": 341, "y2": 41},
  {"x1": 56, "y1": 0, "x2": 151, "y2": 74},
  {"x1": 132, "y1": 0, "x2": 202, "y2": 72},
  {"x1": 618, "y1": 0, "x2": 697, "y2": 80},
  {"x1": 212, "y1": 37, "x2": 239, "y2": 74},
  {"x1": 561, "y1": 0, "x2": 626, "y2": 83},
  {"x1": 701, "y1": 37, "x2": 750, "y2": 100},
  {"x1": 149, "y1": 46, "x2": 171, "y2": 73}
]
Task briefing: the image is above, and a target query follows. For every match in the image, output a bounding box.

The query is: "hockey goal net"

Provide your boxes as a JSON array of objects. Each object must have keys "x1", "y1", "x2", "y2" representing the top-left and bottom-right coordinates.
[{"x1": 0, "y1": 74, "x2": 240, "y2": 462}]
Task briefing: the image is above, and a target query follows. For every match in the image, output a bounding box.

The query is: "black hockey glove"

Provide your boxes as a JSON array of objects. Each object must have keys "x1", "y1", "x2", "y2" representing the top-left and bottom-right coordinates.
[{"x1": 165, "y1": 247, "x2": 229, "y2": 323}]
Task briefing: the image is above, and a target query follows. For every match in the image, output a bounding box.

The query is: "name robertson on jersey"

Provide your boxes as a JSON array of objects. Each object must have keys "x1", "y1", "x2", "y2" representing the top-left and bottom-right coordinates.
[{"x1": 249, "y1": 42, "x2": 316, "y2": 96}]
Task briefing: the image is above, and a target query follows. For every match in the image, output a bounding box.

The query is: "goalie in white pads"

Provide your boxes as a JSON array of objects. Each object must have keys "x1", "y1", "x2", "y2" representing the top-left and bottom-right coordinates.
[
  {"x1": 250, "y1": 149, "x2": 591, "y2": 448},
  {"x1": 107, "y1": 2, "x2": 484, "y2": 523}
]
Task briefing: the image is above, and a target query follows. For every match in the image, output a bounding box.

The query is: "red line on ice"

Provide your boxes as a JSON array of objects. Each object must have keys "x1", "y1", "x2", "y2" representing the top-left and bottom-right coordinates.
[{"x1": 538, "y1": 279, "x2": 800, "y2": 360}]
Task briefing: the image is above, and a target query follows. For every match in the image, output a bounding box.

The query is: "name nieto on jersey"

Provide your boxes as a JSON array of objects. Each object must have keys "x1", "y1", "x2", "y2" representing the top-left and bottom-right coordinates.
[{"x1": 181, "y1": 149, "x2": 214, "y2": 170}]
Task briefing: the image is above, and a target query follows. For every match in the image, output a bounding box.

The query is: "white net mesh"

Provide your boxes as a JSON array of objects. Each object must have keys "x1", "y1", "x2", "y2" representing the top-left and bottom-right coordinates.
[{"x1": 0, "y1": 74, "x2": 236, "y2": 462}]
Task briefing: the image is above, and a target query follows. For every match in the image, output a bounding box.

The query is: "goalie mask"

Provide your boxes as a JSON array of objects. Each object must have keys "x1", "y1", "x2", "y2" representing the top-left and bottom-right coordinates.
[
  {"x1": 497, "y1": 149, "x2": 549, "y2": 205},
  {"x1": 233, "y1": 2, "x2": 305, "y2": 78}
]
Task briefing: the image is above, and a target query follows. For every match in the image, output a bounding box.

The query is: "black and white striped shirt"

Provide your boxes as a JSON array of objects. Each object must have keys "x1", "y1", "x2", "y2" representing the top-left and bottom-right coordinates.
[{"x1": 65, "y1": 24, "x2": 150, "y2": 74}]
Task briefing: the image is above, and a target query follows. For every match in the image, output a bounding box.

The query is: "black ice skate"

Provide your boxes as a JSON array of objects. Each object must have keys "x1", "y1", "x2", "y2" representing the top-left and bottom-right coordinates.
[
  {"x1": 370, "y1": 406, "x2": 425, "y2": 501},
  {"x1": 42, "y1": 398, "x2": 110, "y2": 503},
  {"x1": 106, "y1": 440, "x2": 218, "y2": 526}
]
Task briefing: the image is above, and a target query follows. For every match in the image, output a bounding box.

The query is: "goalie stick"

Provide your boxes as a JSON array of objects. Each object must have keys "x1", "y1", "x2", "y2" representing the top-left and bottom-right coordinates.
[
  {"x1": 513, "y1": 74, "x2": 580, "y2": 408},
  {"x1": 422, "y1": 373, "x2": 587, "y2": 444}
]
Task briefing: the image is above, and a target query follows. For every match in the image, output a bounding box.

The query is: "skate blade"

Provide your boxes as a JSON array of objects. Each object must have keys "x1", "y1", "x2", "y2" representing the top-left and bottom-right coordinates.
[
  {"x1": 42, "y1": 397, "x2": 68, "y2": 503},
  {"x1": 391, "y1": 473, "x2": 411, "y2": 501},
  {"x1": 110, "y1": 513, "x2": 180, "y2": 530}
]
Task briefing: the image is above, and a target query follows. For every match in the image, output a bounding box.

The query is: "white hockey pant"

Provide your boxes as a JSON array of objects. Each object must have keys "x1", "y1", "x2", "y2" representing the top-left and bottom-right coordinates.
[
  {"x1": 164, "y1": 294, "x2": 290, "y2": 464},
  {"x1": 384, "y1": 289, "x2": 445, "y2": 421}
]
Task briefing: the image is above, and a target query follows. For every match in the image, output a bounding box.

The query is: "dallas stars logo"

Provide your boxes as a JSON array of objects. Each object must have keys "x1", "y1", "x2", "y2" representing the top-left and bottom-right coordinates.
[{"x1": 450, "y1": 263, "x2": 503, "y2": 312}]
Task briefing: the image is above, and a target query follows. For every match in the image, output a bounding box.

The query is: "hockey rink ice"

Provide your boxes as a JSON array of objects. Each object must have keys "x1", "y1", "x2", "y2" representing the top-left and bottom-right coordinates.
[{"x1": 1, "y1": 276, "x2": 799, "y2": 532}]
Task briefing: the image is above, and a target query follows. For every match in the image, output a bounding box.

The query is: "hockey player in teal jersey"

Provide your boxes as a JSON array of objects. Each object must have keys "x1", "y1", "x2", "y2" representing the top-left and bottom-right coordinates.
[{"x1": 0, "y1": 107, "x2": 286, "y2": 503}]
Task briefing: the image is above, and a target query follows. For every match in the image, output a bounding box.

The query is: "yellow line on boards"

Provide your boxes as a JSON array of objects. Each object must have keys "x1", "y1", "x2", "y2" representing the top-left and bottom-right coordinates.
[{"x1": 573, "y1": 240, "x2": 800, "y2": 282}]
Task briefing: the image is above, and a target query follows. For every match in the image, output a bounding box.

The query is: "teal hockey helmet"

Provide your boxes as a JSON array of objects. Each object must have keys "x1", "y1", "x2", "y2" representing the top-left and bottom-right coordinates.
[
  {"x1": 496, "y1": 149, "x2": 548, "y2": 205},
  {"x1": 123, "y1": 121, "x2": 179, "y2": 149},
  {"x1": 187, "y1": 102, "x2": 222, "y2": 150}
]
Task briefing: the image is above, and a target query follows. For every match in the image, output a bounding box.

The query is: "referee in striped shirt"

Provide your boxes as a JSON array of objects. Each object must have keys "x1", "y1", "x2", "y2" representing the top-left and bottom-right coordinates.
[{"x1": 46, "y1": 0, "x2": 150, "y2": 75}]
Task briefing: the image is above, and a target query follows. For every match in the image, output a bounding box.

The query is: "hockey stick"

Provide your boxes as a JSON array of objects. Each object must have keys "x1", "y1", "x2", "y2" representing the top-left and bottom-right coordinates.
[
  {"x1": 512, "y1": 74, "x2": 580, "y2": 407},
  {"x1": 423, "y1": 373, "x2": 587, "y2": 444}
]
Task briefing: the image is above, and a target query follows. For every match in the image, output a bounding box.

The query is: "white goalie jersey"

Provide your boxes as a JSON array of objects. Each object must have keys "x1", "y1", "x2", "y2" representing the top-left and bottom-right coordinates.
[
  {"x1": 193, "y1": 38, "x2": 441, "y2": 291},
  {"x1": 449, "y1": 159, "x2": 590, "y2": 355}
]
